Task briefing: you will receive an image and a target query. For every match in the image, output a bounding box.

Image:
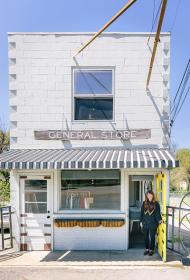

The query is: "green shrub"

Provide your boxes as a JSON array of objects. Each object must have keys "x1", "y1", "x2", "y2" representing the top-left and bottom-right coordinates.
[{"x1": 0, "y1": 180, "x2": 10, "y2": 206}]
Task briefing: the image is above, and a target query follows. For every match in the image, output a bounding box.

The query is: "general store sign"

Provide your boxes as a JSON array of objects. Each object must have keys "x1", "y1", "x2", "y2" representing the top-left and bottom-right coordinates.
[{"x1": 34, "y1": 129, "x2": 151, "y2": 140}]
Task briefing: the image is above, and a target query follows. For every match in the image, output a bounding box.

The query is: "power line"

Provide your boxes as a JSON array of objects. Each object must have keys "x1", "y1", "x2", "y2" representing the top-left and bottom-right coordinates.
[
  {"x1": 170, "y1": 0, "x2": 182, "y2": 32},
  {"x1": 147, "y1": 0, "x2": 162, "y2": 43},
  {"x1": 171, "y1": 60, "x2": 190, "y2": 120},
  {"x1": 171, "y1": 59, "x2": 190, "y2": 112},
  {"x1": 151, "y1": 0, "x2": 156, "y2": 31},
  {"x1": 171, "y1": 86, "x2": 190, "y2": 125},
  {"x1": 170, "y1": 59, "x2": 190, "y2": 127}
]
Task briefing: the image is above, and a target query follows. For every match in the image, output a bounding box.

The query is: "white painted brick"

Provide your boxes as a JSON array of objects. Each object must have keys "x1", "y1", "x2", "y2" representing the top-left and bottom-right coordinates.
[
  {"x1": 31, "y1": 66, "x2": 55, "y2": 75},
  {"x1": 31, "y1": 75, "x2": 47, "y2": 82},
  {"x1": 8, "y1": 33, "x2": 170, "y2": 149}
]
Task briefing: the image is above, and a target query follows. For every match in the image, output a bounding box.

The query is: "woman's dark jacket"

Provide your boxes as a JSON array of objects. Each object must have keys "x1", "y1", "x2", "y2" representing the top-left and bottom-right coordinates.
[{"x1": 140, "y1": 200, "x2": 162, "y2": 229}]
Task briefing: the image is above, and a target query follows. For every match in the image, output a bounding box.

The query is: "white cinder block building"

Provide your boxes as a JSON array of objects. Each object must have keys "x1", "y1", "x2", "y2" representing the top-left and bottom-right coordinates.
[{"x1": 0, "y1": 32, "x2": 178, "y2": 260}]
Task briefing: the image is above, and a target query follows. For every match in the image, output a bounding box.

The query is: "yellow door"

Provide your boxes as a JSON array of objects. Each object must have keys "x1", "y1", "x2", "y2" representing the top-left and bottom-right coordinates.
[{"x1": 156, "y1": 173, "x2": 167, "y2": 262}]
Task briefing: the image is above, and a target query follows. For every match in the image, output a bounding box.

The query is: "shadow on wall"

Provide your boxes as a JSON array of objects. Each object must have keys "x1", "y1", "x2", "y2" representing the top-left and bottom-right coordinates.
[
  {"x1": 147, "y1": 88, "x2": 170, "y2": 148},
  {"x1": 60, "y1": 57, "x2": 168, "y2": 150}
]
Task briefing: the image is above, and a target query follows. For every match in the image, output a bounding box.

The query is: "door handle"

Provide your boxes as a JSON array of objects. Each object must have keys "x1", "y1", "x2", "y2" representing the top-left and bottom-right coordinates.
[{"x1": 47, "y1": 215, "x2": 50, "y2": 219}]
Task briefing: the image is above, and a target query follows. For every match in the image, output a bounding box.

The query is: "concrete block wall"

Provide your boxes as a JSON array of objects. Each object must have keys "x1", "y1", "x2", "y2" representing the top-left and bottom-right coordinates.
[{"x1": 8, "y1": 32, "x2": 170, "y2": 149}]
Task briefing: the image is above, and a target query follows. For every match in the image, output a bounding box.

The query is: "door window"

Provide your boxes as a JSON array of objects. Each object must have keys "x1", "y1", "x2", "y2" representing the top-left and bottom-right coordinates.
[{"x1": 24, "y1": 179, "x2": 47, "y2": 213}]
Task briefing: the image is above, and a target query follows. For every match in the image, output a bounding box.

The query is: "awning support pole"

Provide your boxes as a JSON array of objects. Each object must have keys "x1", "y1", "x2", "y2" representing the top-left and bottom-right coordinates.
[
  {"x1": 73, "y1": 0, "x2": 137, "y2": 57},
  {"x1": 146, "y1": 0, "x2": 168, "y2": 89}
]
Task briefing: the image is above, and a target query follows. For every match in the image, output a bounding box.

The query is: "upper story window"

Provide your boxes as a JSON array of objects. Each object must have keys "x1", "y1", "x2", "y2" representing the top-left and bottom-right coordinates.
[{"x1": 73, "y1": 69, "x2": 114, "y2": 121}]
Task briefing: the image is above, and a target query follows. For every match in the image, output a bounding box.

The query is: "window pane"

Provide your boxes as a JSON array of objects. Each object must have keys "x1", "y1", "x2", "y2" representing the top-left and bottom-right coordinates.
[
  {"x1": 24, "y1": 180, "x2": 47, "y2": 213},
  {"x1": 75, "y1": 98, "x2": 113, "y2": 120},
  {"x1": 25, "y1": 180, "x2": 47, "y2": 191},
  {"x1": 135, "y1": 182, "x2": 140, "y2": 201},
  {"x1": 25, "y1": 202, "x2": 47, "y2": 213},
  {"x1": 25, "y1": 192, "x2": 47, "y2": 203},
  {"x1": 62, "y1": 170, "x2": 120, "y2": 180},
  {"x1": 74, "y1": 70, "x2": 112, "y2": 95},
  {"x1": 60, "y1": 178, "x2": 120, "y2": 210}
]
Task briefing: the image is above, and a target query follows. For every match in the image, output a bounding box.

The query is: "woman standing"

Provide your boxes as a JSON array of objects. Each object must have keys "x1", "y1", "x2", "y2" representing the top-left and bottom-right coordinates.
[{"x1": 140, "y1": 190, "x2": 162, "y2": 256}]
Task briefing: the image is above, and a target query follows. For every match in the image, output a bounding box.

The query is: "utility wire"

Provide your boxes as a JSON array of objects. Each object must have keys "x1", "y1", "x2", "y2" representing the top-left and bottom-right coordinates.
[
  {"x1": 171, "y1": 86, "x2": 190, "y2": 125},
  {"x1": 171, "y1": 59, "x2": 190, "y2": 127},
  {"x1": 169, "y1": 0, "x2": 182, "y2": 32},
  {"x1": 147, "y1": 0, "x2": 162, "y2": 43},
  {"x1": 171, "y1": 70, "x2": 190, "y2": 121},
  {"x1": 171, "y1": 61, "x2": 190, "y2": 119},
  {"x1": 171, "y1": 59, "x2": 190, "y2": 112},
  {"x1": 151, "y1": 0, "x2": 156, "y2": 31}
]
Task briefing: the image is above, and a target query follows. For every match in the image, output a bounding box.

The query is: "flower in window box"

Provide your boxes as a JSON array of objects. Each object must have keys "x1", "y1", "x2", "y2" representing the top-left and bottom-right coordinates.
[
  {"x1": 94, "y1": 220, "x2": 99, "y2": 227},
  {"x1": 77, "y1": 221, "x2": 83, "y2": 227},
  {"x1": 105, "y1": 221, "x2": 109, "y2": 227},
  {"x1": 73, "y1": 221, "x2": 76, "y2": 227}
]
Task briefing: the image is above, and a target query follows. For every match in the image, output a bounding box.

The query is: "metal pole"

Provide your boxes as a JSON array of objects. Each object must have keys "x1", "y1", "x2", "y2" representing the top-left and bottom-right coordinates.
[
  {"x1": 0, "y1": 208, "x2": 4, "y2": 250},
  {"x1": 166, "y1": 206, "x2": 168, "y2": 248},
  {"x1": 9, "y1": 206, "x2": 13, "y2": 248},
  {"x1": 146, "y1": 0, "x2": 168, "y2": 88},
  {"x1": 172, "y1": 207, "x2": 174, "y2": 250},
  {"x1": 73, "y1": 0, "x2": 137, "y2": 57}
]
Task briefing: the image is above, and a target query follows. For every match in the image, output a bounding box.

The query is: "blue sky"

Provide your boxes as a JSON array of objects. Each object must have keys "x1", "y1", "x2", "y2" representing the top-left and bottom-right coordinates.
[{"x1": 0, "y1": 0, "x2": 189, "y2": 149}]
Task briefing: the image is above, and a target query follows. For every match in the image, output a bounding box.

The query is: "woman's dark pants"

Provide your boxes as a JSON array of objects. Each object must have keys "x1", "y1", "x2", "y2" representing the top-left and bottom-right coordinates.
[{"x1": 143, "y1": 226, "x2": 157, "y2": 251}]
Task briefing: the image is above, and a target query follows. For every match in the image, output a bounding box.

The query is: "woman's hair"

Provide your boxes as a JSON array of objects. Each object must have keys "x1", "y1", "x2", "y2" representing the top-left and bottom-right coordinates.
[{"x1": 145, "y1": 190, "x2": 156, "y2": 202}]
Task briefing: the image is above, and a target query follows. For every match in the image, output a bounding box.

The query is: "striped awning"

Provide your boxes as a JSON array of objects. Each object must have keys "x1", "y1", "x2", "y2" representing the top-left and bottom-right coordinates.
[{"x1": 0, "y1": 148, "x2": 179, "y2": 170}]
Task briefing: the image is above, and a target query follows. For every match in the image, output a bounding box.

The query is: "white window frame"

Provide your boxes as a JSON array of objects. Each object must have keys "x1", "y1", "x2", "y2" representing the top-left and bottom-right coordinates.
[
  {"x1": 21, "y1": 176, "x2": 51, "y2": 214},
  {"x1": 72, "y1": 67, "x2": 115, "y2": 122},
  {"x1": 57, "y1": 169, "x2": 125, "y2": 214}
]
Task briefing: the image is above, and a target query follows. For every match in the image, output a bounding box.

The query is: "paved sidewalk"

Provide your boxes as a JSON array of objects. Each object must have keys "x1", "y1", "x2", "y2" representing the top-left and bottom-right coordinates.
[
  {"x1": 1, "y1": 266, "x2": 190, "y2": 280},
  {"x1": 0, "y1": 249, "x2": 183, "y2": 267}
]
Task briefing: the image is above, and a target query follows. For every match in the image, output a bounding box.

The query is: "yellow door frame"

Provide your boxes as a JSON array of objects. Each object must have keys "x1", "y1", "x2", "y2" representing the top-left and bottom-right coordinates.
[{"x1": 156, "y1": 173, "x2": 167, "y2": 262}]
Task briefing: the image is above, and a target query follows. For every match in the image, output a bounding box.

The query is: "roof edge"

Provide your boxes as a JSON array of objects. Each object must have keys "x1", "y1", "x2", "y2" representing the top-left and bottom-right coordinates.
[{"x1": 7, "y1": 31, "x2": 171, "y2": 36}]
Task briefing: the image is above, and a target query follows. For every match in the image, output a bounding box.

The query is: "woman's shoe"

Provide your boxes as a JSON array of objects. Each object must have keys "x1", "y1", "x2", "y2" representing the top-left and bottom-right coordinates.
[
  {"x1": 144, "y1": 250, "x2": 149, "y2": 255},
  {"x1": 148, "y1": 250, "x2": 154, "y2": 256}
]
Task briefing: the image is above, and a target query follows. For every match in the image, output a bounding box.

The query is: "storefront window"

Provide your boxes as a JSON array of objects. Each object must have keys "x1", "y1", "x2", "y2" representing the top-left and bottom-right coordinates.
[
  {"x1": 60, "y1": 170, "x2": 121, "y2": 210},
  {"x1": 73, "y1": 69, "x2": 113, "y2": 121}
]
